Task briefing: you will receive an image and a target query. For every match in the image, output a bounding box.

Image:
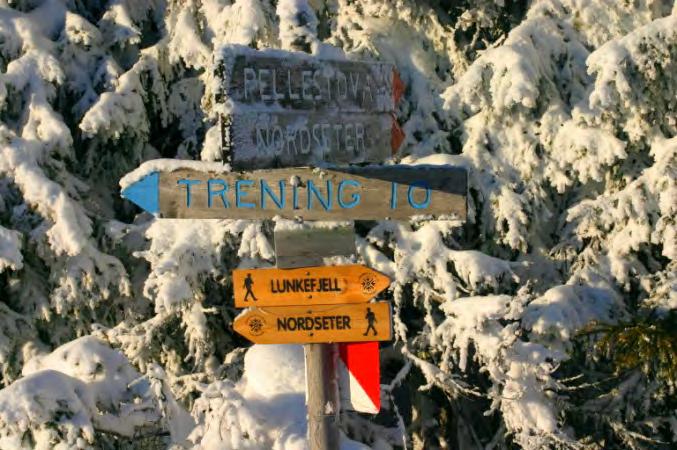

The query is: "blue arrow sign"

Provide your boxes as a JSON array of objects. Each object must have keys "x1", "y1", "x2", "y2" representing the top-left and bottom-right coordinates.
[
  {"x1": 121, "y1": 171, "x2": 159, "y2": 214},
  {"x1": 120, "y1": 163, "x2": 466, "y2": 221}
]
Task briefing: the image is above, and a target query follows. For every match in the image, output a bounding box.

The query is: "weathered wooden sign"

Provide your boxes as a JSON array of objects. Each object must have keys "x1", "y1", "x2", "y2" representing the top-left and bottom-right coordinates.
[
  {"x1": 274, "y1": 226, "x2": 356, "y2": 268},
  {"x1": 215, "y1": 46, "x2": 406, "y2": 169},
  {"x1": 224, "y1": 110, "x2": 399, "y2": 169},
  {"x1": 232, "y1": 265, "x2": 390, "y2": 307},
  {"x1": 233, "y1": 302, "x2": 392, "y2": 344},
  {"x1": 120, "y1": 164, "x2": 467, "y2": 221},
  {"x1": 217, "y1": 48, "x2": 397, "y2": 112}
]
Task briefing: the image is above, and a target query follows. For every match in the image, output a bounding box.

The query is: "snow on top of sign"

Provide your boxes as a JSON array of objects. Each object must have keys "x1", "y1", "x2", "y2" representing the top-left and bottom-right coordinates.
[
  {"x1": 216, "y1": 43, "x2": 392, "y2": 65},
  {"x1": 400, "y1": 153, "x2": 470, "y2": 169},
  {"x1": 119, "y1": 158, "x2": 231, "y2": 189},
  {"x1": 232, "y1": 307, "x2": 252, "y2": 324},
  {"x1": 216, "y1": 44, "x2": 317, "y2": 65},
  {"x1": 273, "y1": 218, "x2": 354, "y2": 232}
]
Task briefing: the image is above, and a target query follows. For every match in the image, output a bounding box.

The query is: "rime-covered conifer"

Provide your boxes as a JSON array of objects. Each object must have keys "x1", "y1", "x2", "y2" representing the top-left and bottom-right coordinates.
[{"x1": 0, "y1": 1, "x2": 674, "y2": 449}]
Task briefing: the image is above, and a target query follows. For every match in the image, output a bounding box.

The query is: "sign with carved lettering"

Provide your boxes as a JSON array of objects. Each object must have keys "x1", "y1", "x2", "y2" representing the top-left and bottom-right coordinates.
[
  {"x1": 215, "y1": 46, "x2": 406, "y2": 169},
  {"x1": 217, "y1": 48, "x2": 398, "y2": 112},
  {"x1": 225, "y1": 110, "x2": 399, "y2": 169},
  {"x1": 120, "y1": 162, "x2": 467, "y2": 221},
  {"x1": 233, "y1": 302, "x2": 392, "y2": 344},
  {"x1": 232, "y1": 265, "x2": 391, "y2": 307}
]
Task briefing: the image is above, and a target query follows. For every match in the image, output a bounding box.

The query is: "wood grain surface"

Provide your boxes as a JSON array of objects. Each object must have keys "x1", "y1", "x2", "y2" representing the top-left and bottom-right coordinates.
[
  {"x1": 226, "y1": 110, "x2": 393, "y2": 170},
  {"x1": 222, "y1": 53, "x2": 395, "y2": 112},
  {"x1": 157, "y1": 166, "x2": 467, "y2": 221},
  {"x1": 233, "y1": 301, "x2": 392, "y2": 344},
  {"x1": 232, "y1": 264, "x2": 391, "y2": 307}
]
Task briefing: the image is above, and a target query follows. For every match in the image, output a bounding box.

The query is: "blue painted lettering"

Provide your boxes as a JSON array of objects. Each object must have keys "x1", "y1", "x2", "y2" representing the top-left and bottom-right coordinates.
[
  {"x1": 177, "y1": 179, "x2": 201, "y2": 207},
  {"x1": 207, "y1": 179, "x2": 229, "y2": 208},
  {"x1": 390, "y1": 182, "x2": 397, "y2": 209},
  {"x1": 260, "y1": 180, "x2": 285, "y2": 209},
  {"x1": 337, "y1": 180, "x2": 361, "y2": 208},
  {"x1": 407, "y1": 182, "x2": 431, "y2": 209},
  {"x1": 235, "y1": 180, "x2": 255, "y2": 208},
  {"x1": 292, "y1": 183, "x2": 299, "y2": 209},
  {"x1": 307, "y1": 180, "x2": 332, "y2": 211}
]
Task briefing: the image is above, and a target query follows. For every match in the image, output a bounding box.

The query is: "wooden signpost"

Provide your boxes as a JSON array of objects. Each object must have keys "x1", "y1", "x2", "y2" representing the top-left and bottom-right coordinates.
[
  {"x1": 122, "y1": 45, "x2": 467, "y2": 450},
  {"x1": 233, "y1": 302, "x2": 392, "y2": 345},
  {"x1": 233, "y1": 265, "x2": 390, "y2": 307},
  {"x1": 121, "y1": 165, "x2": 467, "y2": 221}
]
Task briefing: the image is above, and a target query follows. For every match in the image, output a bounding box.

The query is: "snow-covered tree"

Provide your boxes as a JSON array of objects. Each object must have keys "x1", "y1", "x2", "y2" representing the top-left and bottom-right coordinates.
[{"x1": 0, "y1": 0, "x2": 674, "y2": 449}]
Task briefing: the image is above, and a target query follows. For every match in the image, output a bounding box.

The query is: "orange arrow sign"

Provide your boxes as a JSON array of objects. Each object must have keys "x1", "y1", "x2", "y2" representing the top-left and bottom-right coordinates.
[
  {"x1": 232, "y1": 265, "x2": 391, "y2": 308},
  {"x1": 233, "y1": 302, "x2": 392, "y2": 344}
]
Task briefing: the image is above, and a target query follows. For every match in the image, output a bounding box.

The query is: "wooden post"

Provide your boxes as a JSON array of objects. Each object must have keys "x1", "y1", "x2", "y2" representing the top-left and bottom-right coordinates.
[
  {"x1": 274, "y1": 224, "x2": 355, "y2": 450},
  {"x1": 305, "y1": 343, "x2": 340, "y2": 450}
]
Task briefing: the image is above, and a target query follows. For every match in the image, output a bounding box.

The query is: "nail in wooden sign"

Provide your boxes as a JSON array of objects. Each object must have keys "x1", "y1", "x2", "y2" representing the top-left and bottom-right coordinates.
[
  {"x1": 233, "y1": 302, "x2": 392, "y2": 344},
  {"x1": 120, "y1": 163, "x2": 467, "y2": 221},
  {"x1": 232, "y1": 265, "x2": 391, "y2": 308}
]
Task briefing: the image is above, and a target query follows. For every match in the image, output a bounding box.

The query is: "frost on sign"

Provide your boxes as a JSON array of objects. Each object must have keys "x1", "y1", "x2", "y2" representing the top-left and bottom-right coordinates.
[
  {"x1": 228, "y1": 111, "x2": 395, "y2": 169},
  {"x1": 217, "y1": 48, "x2": 396, "y2": 112},
  {"x1": 215, "y1": 46, "x2": 403, "y2": 170}
]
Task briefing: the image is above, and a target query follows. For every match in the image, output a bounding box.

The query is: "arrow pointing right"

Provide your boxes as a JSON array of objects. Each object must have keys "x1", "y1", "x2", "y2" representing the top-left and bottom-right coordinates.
[
  {"x1": 233, "y1": 302, "x2": 392, "y2": 344},
  {"x1": 232, "y1": 264, "x2": 391, "y2": 308}
]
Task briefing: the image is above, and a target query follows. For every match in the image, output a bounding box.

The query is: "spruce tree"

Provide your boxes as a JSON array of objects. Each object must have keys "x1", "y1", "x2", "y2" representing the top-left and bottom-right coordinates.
[{"x1": 0, "y1": 1, "x2": 674, "y2": 449}]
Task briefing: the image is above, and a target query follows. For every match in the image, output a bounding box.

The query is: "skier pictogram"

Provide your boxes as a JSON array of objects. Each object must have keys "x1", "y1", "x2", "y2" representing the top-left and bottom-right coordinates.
[
  {"x1": 363, "y1": 307, "x2": 377, "y2": 336},
  {"x1": 243, "y1": 273, "x2": 257, "y2": 301}
]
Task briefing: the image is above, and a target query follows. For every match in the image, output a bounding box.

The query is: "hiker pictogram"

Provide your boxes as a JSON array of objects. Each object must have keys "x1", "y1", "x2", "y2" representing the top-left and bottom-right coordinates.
[
  {"x1": 232, "y1": 265, "x2": 391, "y2": 307},
  {"x1": 363, "y1": 307, "x2": 377, "y2": 336},
  {"x1": 234, "y1": 302, "x2": 391, "y2": 344},
  {"x1": 244, "y1": 273, "x2": 257, "y2": 301}
]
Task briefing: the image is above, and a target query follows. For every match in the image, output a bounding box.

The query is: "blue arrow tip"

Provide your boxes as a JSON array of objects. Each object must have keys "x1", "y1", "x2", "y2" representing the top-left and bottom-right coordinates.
[{"x1": 121, "y1": 171, "x2": 159, "y2": 214}]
